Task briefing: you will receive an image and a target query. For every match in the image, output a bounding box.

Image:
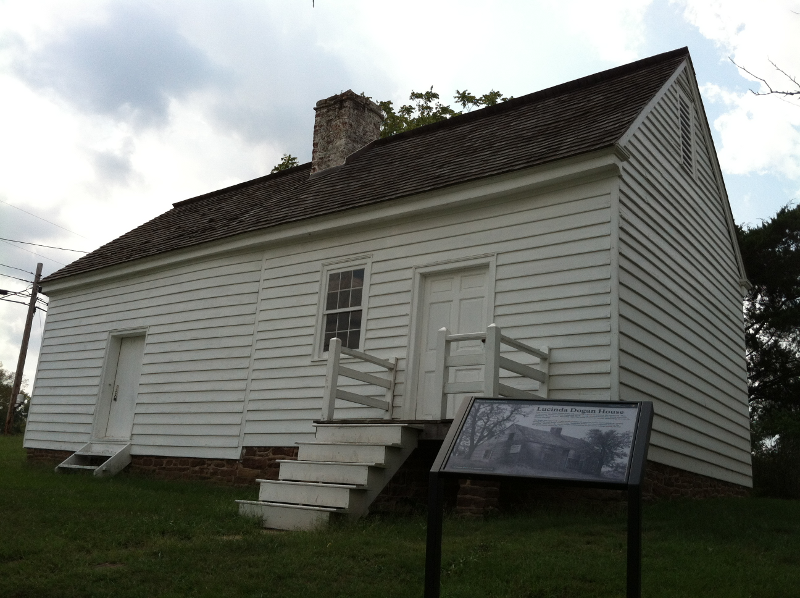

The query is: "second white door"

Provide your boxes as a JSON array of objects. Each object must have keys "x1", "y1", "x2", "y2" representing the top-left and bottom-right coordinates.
[{"x1": 414, "y1": 267, "x2": 490, "y2": 419}]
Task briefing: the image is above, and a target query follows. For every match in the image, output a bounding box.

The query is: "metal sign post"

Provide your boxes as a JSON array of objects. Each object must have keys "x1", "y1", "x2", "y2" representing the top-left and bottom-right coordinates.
[{"x1": 424, "y1": 397, "x2": 653, "y2": 598}]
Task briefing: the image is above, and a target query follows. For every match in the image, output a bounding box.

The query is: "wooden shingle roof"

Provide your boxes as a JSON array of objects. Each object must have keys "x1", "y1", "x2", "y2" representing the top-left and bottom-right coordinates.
[{"x1": 43, "y1": 48, "x2": 688, "y2": 283}]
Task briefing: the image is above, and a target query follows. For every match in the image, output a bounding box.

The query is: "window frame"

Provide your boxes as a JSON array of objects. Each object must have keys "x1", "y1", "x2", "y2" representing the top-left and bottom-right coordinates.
[{"x1": 312, "y1": 256, "x2": 372, "y2": 360}]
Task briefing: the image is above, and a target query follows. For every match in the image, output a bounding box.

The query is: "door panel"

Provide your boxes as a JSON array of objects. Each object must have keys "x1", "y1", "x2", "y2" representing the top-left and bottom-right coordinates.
[
  {"x1": 415, "y1": 268, "x2": 489, "y2": 419},
  {"x1": 105, "y1": 335, "x2": 145, "y2": 440}
]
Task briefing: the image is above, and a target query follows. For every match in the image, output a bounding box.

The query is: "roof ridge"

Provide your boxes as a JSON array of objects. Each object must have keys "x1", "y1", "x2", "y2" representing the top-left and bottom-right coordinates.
[{"x1": 356, "y1": 47, "x2": 689, "y2": 153}]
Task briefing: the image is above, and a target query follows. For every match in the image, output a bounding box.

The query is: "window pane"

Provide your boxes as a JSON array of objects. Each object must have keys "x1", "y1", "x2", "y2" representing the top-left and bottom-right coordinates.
[
  {"x1": 325, "y1": 314, "x2": 336, "y2": 333},
  {"x1": 328, "y1": 271, "x2": 341, "y2": 292},
  {"x1": 346, "y1": 329, "x2": 360, "y2": 349},
  {"x1": 350, "y1": 287, "x2": 362, "y2": 308},
  {"x1": 323, "y1": 332, "x2": 336, "y2": 352},
  {"x1": 326, "y1": 291, "x2": 338, "y2": 311},
  {"x1": 352, "y1": 269, "x2": 364, "y2": 288},
  {"x1": 340, "y1": 270, "x2": 352, "y2": 289},
  {"x1": 349, "y1": 309, "x2": 362, "y2": 331},
  {"x1": 335, "y1": 289, "x2": 348, "y2": 309},
  {"x1": 337, "y1": 311, "x2": 350, "y2": 330}
]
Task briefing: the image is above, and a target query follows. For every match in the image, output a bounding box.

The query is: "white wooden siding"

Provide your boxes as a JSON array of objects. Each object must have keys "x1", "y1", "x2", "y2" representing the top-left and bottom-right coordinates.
[
  {"x1": 26, "y1": 174, "x2": 616, "y2": 457},
  {"x1": 25, "y1": 252, "x2": 263, "y2": 458},
  {"x1": 242, "y1": 181, "x2": 614, "y2": 446},
  {"x1": 618, "y1": 72, "x2": 751, "y2": 486}
]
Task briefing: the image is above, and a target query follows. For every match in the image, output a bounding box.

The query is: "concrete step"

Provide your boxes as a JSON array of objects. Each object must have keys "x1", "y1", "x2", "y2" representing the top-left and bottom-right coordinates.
[
  {"x1": 297, "y1": 441, "x2": 393, "y2": 464},
  {"x1": 237, "y1": 500, "x2": 340, "y2": 531},
  {"x1": 312, "y1": 423, "x2": 417, "y2": 446},
  {"x1": 258, "y1": 480, "x2": 367, "y2": 510},
  {"x1": 278, "y1": 460, "x2": 382, "y2": 486}
]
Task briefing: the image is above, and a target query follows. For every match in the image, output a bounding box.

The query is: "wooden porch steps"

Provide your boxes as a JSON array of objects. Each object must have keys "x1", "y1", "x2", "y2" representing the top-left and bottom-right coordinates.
[
  {"x1": 237, "y1": 422, "x2": 421, "y2": 531},
  {"x1": 55, "y1": 441, "x2": 132, "y2": 477}
]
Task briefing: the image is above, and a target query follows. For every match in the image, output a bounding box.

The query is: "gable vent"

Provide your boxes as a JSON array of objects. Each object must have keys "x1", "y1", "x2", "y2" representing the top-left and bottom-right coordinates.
[{"x1": 678, "y1": 94, "x2": 693, "y2": 171}]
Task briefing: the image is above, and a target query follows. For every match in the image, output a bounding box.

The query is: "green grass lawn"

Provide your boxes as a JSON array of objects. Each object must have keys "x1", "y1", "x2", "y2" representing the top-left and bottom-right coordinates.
[{"x1": 2, "y1": 435, "x2": 798, "y2": 598}]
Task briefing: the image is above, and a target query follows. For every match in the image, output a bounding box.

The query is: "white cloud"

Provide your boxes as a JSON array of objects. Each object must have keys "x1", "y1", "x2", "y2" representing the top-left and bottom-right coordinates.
[
  {"x1": 677, "y1": 0, "x2": 800, "y2": 180},
  {"x1": 564, "y1": 0, "x2": 654, "y2": 63},
  {"x1": 3, "y1": 0, "x2": 793, "y2": 393},
  {"x1": 702, "y1": 83, "x2": 800, "y2": 179}
]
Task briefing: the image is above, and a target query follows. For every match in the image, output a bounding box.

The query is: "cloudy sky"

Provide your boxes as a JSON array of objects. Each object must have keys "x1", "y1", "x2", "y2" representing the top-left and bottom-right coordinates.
[{"x1": 1, "y1": 0, "x2": 799, "y2": 390}]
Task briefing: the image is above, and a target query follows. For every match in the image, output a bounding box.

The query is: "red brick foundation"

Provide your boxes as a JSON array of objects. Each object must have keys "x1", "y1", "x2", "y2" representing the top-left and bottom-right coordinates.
[
  {"x1": 456, "y1": 478, "x2": 501, "y2": 517},
  {"x1": 127, "y1": 447, "x2": 299, "y2": 486},
  {"x1": 26, "y1": 448, "x2": 73, "y2": 466},
  {"x1": 489, "y1": 461, "x2": 750, "y2": 516},
  {"x1": 27, "y1": 446, "x2": 298, "y2": 487},
  {"x1": 642, "y1": 461, "x2": 750, "y2": 499},
  {"x1": 371, "y1": 440, "x2": 459, "y2": 514},
  {"x1": 27, "y1": 446, "x2": 749, "y2": 510}
]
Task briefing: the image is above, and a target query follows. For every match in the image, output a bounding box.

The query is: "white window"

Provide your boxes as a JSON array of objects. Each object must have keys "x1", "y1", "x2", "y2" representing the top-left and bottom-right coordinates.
[{"x1": 319, "y1": 265, "x2": 367, "y2": 354}]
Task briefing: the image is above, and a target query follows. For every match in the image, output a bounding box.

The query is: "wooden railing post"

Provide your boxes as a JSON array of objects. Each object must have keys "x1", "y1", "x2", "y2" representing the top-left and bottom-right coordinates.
[
  {"x1": 321, "y1": 337, "x2": 341, "y2": 421},
  {"x1": 432, "y1": 327, "x2": 450, "y2": 419},
  {"x1": 539, "y1": 346, "x2": 550, "y2": 399},
  {"x1": 384, "y1": 357, "x2": 398, "y2": 419},
  {"x1": 484, "y1": 324, "x2": 501, "y2": 397}
]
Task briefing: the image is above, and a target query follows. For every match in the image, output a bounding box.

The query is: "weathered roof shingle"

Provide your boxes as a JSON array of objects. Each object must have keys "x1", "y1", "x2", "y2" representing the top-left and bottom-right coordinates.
[{"x1": 43, "y1": 47, "x2": 688, "y2": 283}]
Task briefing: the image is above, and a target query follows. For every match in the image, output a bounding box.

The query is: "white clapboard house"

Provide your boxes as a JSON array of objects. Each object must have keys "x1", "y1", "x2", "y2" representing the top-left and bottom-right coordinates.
[{"x1": 25, "y1": 48, "x2": 752, "y2": 529}]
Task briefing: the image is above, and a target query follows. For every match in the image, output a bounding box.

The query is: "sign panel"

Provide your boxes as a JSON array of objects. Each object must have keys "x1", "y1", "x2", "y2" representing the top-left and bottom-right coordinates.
[
  {"x1": 441, "y1": 398, "x2": 640, "y2": 484},
  {"x1": 426, "y1": 397, "x2": 653, "y2": 598}
]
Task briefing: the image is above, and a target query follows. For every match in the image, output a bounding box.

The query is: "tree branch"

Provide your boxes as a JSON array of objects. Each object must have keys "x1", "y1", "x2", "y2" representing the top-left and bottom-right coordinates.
[{"x1": 730, "y1": 58, "x2": 800, "y2": 97}]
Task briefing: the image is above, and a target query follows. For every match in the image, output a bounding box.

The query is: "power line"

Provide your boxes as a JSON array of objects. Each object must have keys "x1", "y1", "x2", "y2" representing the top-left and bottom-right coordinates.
[
  {"x1": 0, "y1": 198, "x2": 89, "y2": 239},
  {"x1": 0, "y1": 239, "x2": 67, "y2": 266},
  {"x1": 0, "y1": 286, "x2": 32, "y2": 298},
  {"x1": 0, "y1": 297, "x2": 39, "y2": 308},
  {"x1": 7, "y1": 289, "x2": 48, "y2": 304},
  {"x1": 0, "y1": 263, "x2": 35, "y2": 275},
  {"x1": 0, "y1": 272, "x2": 33, "y2": 284},
  {"x1": 0, "y1": 237, "x2": 88, "y2": 253},
  {"x1": 11, "y1": 289, "x2": 48, "y2": 304}
]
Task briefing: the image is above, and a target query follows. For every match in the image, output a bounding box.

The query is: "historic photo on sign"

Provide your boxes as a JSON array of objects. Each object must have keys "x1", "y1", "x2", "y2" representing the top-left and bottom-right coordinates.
[{"x1": 443, "y1": 399, "x2": 640, "y2": 482}]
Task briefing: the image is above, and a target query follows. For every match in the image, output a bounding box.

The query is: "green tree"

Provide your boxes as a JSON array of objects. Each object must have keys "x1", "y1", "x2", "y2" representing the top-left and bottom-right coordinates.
[
  {"x1": 270, "y1": 88, "x2": 510, "y2": 165},
  {"x1": 737, "y1": 203, "x2": 800, "y2": 496},
  {"x1": 270, "y1": 154, "x2": 299, "y2": 174},
  {"x1": 1, "y1": 362, "x2": 29, "y2": 435},
  {"x1": 378, "y1": 87, "x2": 511, "y2": 138}
]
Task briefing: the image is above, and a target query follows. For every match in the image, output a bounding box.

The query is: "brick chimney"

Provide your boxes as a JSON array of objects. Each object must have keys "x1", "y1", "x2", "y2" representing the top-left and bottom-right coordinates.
[{"x1": 311, "y1": 90, "x2": 383, "y2": 175}]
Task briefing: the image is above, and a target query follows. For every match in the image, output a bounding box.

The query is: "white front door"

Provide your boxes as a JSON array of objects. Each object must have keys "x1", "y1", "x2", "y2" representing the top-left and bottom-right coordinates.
[
  {"x1": 105, "y1": 335, "x2": 145, "y2": 440},
  {"x1": 414, "y1": 267, "x2": 490, "y2": 419}
]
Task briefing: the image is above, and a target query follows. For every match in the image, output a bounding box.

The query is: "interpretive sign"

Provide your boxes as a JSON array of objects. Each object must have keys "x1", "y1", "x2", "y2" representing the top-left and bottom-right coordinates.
[
  {"x1": 442, "y1": 398, "x2": 640, "y2": 483},
  {"x1": 424, "y1": 397, "x2": 653, "y2": 598}
]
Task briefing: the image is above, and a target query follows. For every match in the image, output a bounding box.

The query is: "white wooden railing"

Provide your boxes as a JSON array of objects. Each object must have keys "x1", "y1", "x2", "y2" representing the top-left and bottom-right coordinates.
[
  {"x1": 320, "y1": 337, "x2": 398, "y2": 421},
  {"x1": 432, "y1": 323, "x2": 549, "y2": 419}
]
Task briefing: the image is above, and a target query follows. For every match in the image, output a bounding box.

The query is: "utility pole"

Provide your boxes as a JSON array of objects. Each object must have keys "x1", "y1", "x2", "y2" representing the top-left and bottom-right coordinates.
[{"x1": 5, "y1": 263, "x2": 42, "y2": 435}]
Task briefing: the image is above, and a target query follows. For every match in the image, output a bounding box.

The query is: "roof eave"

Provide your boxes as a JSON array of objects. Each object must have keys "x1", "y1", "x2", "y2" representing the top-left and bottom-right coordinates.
[{"x1": 41, "y1": 145, "x2": 628, "y2": 294}]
